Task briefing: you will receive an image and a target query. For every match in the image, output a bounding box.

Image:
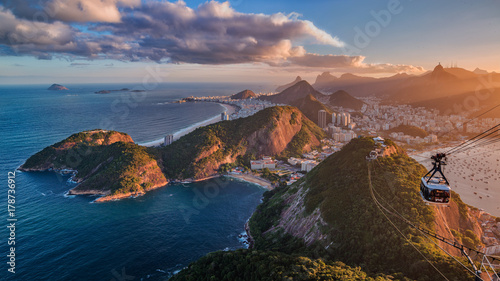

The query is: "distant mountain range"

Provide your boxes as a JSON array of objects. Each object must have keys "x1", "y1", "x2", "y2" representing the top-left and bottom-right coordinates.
[
  {"x1": 275, "y1": 76, "x2": 303, "y2": 92},
  {"x1": 231, "y1": 89, "x2": 256, "y2": 99},
  {"x1": 312, "y1": 64, "x2": 500, "y2": 117}
]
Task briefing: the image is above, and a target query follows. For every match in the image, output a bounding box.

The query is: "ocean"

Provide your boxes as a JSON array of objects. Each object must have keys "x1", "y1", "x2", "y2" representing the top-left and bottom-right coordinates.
[{"x1": 0, "y1": 83, "x2": 272, "y2": 280}]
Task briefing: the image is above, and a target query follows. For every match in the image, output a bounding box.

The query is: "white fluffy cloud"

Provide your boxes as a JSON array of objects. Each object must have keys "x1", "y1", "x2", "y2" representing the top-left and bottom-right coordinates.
[
  {"x1": 0, "y1": 0, "x2": 423, "y2": 73},
  {"x1": 47, "y1": 0, "x2": 140, "y2": 23}
]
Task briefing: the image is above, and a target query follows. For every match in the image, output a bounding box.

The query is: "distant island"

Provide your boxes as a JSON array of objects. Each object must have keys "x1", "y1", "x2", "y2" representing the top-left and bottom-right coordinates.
[
  {"x1": 95, "y1": 88, "x2": 145, "y2": 94},
  {"x1": 48, "y1": 84, "x2": 68, "y2": 90}
]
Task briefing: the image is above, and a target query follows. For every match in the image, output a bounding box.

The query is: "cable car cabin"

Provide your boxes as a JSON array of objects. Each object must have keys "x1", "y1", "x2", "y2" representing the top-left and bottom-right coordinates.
[
  {"x1": 420, "y1": 177, "x2": 451, "y2": 205},
  {"x1": 420, "y1": 153, "x2": 451, "y2": 206}
]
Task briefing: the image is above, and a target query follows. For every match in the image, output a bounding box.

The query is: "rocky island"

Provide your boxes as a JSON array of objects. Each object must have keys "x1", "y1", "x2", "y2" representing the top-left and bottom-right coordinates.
[
  {"x1": 47, "y1": 84, "x2": 69, "y2": 90},
  {"x1": 19, "y1": 129, "x2": 167, "y2": 202}
]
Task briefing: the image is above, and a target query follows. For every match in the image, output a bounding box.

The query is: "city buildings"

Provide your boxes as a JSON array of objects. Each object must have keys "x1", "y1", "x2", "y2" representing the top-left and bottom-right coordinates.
[
  {"x1": 251, "y1": 156, "x2": 277, "y2": 170},
  {"x1": 318, "y1": 110, "x2": 327, "y2": 129},
  {"x1": 164, "y1": 134, "x2": 174, "y2": 146}
]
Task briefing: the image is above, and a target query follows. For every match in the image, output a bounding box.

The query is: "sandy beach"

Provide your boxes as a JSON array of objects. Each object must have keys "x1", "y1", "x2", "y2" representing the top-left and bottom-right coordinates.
[
  {"x1": 411, "y1": 143, "x2": 500, "y2": 217},
  {"x1": 226, "y1": 173, "x2": 273, "y2": 190},
  {"x1": 140, "y1": 102, "x2": 238, "y2": 147}
]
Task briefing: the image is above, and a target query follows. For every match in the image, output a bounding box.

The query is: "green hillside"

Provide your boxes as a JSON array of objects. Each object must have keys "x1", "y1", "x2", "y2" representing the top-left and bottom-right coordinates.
[
  {"x1": 249, "y1": 137, "x2": 474, "y2": 280},
  {"x1": 387, "y1": 125, "x2": 429, "y2": 138},
  {"x1": 169, "y1": 249, "x2": 392, "y2": 281},
  {"x1": 157, "y1": 106, "x2": 326, "y2": 179},
  {"x1": 289, "y1": 93, "x2": 333, "y2": 124}
]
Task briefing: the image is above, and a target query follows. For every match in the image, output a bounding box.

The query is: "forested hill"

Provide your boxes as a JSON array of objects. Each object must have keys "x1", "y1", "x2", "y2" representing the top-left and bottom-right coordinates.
[
  {"x1": 247, "y1": 137, "x2": 481, "y2": 280},
  {"x1": 157, "y1": 106, "x2": 326, "y2": 180}
]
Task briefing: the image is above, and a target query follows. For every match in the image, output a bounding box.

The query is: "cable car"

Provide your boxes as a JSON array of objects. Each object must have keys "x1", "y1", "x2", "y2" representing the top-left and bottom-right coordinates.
[{"x1": 420, "y1": 153, "x2": 451, "y2": 205}]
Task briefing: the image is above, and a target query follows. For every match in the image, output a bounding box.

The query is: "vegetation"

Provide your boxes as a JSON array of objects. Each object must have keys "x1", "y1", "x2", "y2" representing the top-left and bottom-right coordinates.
[
  {"x1": 249, "y1": 137, "x2": 474, "y2": 280},
  {"x1": 170, "y1": 249, "x2": 393, "y2": 281},
  {"x1": 387, "y1": 125, "x2": 429, "y2": 138},
  {"x1": 21, "y1": 130, "x2": 165, "y2": 195},
  {"x1": 158, "y1": 106, "x2": 325, "y2": 179}
]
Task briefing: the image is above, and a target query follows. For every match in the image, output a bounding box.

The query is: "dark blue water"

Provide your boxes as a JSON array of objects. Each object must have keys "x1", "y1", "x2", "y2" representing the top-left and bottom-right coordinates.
[{"x1": 0, "y1": 83, "x2": 270, "y2": 281}]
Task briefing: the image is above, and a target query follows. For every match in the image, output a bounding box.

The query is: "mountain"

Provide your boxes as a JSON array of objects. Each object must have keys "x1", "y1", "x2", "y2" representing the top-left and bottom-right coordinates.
[
  {"x1": 410, "y1": 87, "x2": 500, "y2": 118},
  {"x1": 260, "y1": 80, "x2": 325, "y2": 104},
  {"x1": 247, "y1": 137, "x2": 489, "y2": 280},
  {"x1": 289, "y1": 94, "x2": 332, "y2": 124},
  {"x1": 157, "y1": 106, "x2": 326, "y2": 180},
  {"x1": 48, "y1": 84, "x2": 68, "y2": 90},
  {"x1": 313, "y1": 72, "x2": 410, "y2": 97},
  {"x1": 231, "y1": 89, "x2": 256, "y2": 99},
  {"x1": 275, "y1": 76, "x2": 303, "y2": 92},
  {"x1": 20, "y1": 130, "x2": 167, "y2": 202},
  {"x1": 384, "y1": 64, "x2": 500, "y2": 104},
  {"x1": 328, "y1": 90, "x2": 365, "y2": 110},
  {"x1": 387, "y1": 125, "x2": 429, "y2": 138},
  {"x1": 473, "y1": 67, "x2": 489, "y2": 75}
]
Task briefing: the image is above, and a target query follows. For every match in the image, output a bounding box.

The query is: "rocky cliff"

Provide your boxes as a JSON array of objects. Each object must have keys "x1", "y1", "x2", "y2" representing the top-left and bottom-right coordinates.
[
  {"x1": 159, "y1": 106, "x2": 326, "y2": 180},
  {"x1": 20, "y1": 130, "x2": 167, "y2": 202},
  {"x1": 249, "y1": 137, "x2": 496, "y2": 280}
]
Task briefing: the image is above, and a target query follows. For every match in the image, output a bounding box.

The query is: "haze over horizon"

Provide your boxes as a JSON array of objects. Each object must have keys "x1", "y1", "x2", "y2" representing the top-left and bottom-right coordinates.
[{"x1": 0, "y1": 0, "x2": 499, "y2": 85}]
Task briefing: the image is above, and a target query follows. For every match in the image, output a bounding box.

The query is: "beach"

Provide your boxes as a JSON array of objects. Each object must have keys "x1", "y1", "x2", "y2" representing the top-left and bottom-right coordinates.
[
  {"x1": 140, "y1": 102, "x2": 238, "y2": 147},
  {"x1": 411, "y1": 143, "x2": 500, "y2": 217},
  {"x1": 226, "y1": 173, "x2": 273, "y2": 190}
]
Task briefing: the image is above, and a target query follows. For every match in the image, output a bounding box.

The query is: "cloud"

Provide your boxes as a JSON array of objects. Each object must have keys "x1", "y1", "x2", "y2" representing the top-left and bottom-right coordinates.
[
  {"x1": 69, "y1": 62, "x2": 91, "y2": 66},
  {"x1": 283, "y1": 53, "x2": 424, "y2": 74},
  {"x1": 0, "y1": 1, "x2": 345, "y2": 64},
  {"x1": 0, "y1": 0, "x2": 422, "y2": 74}
]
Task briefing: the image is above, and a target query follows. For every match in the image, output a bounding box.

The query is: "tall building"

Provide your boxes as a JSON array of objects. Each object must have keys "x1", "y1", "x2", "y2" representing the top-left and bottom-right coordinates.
[
  {"x1": 318, "y1": 110, "x2": 327, "y2": 129},
  {"x1": 164, "y1": 134, "x2": 174, "y2": 146},
  {"x1": 221, "y1": 112, "x2": 229, "y2": 121},
  {"x1": 332, "y1": 113, "x2": 337, "y2": 124},
  {"x1": 336, "y1": 113, "x2": 342, "y2": 126}
]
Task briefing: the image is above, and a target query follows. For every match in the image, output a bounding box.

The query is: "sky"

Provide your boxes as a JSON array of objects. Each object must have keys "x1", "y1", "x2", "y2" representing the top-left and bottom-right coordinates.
[{"x1": 0, "y1": 0, "x2": 499, "y2": 85}]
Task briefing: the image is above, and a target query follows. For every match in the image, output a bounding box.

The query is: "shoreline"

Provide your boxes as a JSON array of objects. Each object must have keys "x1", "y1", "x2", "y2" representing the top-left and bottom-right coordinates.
[
  {"x1": 139, "y1": 102, "x2": 239, "y2": 147},
  {"x1": 225, "y1": 173, "x2": 273, "y2": 190}
]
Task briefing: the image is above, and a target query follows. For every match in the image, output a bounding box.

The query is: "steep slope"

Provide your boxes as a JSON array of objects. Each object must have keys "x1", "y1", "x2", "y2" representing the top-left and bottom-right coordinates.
[
  {"x1": 249, "y1": 137, "x2": 489, "y2": 280},
  {"x1": 289, "y1": 93, "x2": 333, "y2": 124},
  {"x1": 231, "y1": 89, "x2": 256, "y2": 99},
  {"x1": 275, "y1": 76, "x2": 303, "y2": 92},
  {"x1": 260, "y1": 80, "x2": 325, "y2": 104},
  {"x1": 328, "y1": 90, "x2": 365, "y2": 110},
  {"x1": 158, "y1": 106, "x2": 326, "y2": 180},
  {"x1": 20, "y1": 130, "x2": 167, "y2": 202},
  {"x1": 411, "y1": 87, "x2": 500, "y2": 118}
]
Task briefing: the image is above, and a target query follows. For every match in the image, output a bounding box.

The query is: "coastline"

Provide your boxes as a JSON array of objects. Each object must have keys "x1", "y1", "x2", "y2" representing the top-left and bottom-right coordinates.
[
  {"x1": 226, "y1": 173, "x2": 273, "y2": 190},
  {"x1": 140, "y1": 102, "x2": 239, "y2": 147}
]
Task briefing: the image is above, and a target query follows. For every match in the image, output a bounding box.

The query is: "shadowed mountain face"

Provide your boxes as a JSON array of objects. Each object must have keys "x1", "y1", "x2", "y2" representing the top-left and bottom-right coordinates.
[
  {"x1": 260, "y1": 80, "x2": 325, "y2": 104},
  {"x1": 289, "y1": 94, "x2": 332, "y2": 124},
  {"x1": 231, "y1": 89, "x2": 257, "y2": 99},
  {"x1": 276, "y1": 76, "x2": 303, "y2": 92},
  {"x1": 328, "y1": 90, "x2": 365, "y2": 111},
  {"x1": 313, "y1": 65, "x2": 500, "y2": 111}
]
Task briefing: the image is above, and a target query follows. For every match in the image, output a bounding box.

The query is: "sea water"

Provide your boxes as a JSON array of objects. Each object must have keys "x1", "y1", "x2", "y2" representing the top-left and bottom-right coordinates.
[{"x1": 0, "y1": 83, "x2": 271, "y2": 280}]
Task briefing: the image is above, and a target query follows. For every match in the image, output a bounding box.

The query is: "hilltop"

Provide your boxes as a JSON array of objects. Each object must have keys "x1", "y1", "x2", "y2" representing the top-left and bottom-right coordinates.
[
  {"x1": 328, "y1": 90, "x2": 365, "y2": 110},
  {"x1": 247, "y1": 137, "x2": 487, "y2": 280},
  {"x1": 157, "y1": 106, "x2": 326, "y2": 180},
  {"x1": 289, "y1": 94, "x2": 333, "y2": 124},
  {"x1": 48, "y1": 84, "x2": 68, "y2": 90},
  {"x1": 260, "y1": 80, "x2": 325, "y2": 104},
  {"x1": 275, "y1": 76, "x2": 303, "y2": 92},
  {"x1": 387, "y1": 125, "x2": 429, "y2": 138},
  {"x1": 231, "y1": 89, "x2": 256, "y2": 99},
  {"x1": 20, "y1": 130, "x2": 167, "y2": 202}
]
